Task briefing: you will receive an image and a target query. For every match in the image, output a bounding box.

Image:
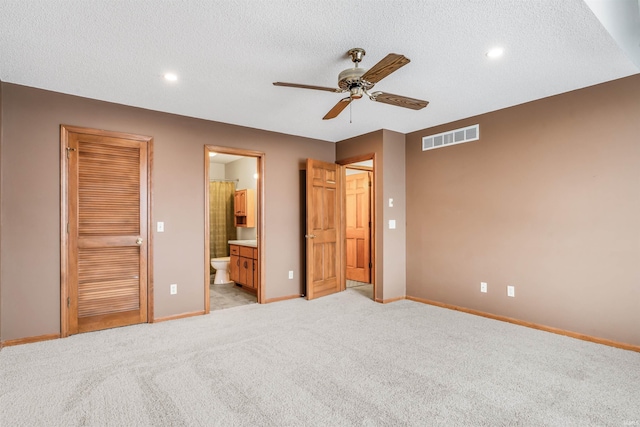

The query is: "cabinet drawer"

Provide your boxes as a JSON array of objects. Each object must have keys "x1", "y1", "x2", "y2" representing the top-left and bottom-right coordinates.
[
  {"x1": 240, "y1": 246, "x2": 254, "y2": 258},
  {"x1": 230, "y1": 245, "x2": 240, "y2": 256}
]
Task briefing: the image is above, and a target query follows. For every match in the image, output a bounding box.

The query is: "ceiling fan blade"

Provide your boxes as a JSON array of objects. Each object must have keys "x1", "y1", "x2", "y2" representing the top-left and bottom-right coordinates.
[
  {"x1": 273, "y1": 82, "x2": 343, "y2": 93},
  {"x1": 323, "y1": 97, "x2": 351, "y2": 120},
  {"x1": 361, "y1": 54, "x2": 410, "y2": 84},
  {"x1": 372, "y1": 92, "x2": 429, "y2": 110}
]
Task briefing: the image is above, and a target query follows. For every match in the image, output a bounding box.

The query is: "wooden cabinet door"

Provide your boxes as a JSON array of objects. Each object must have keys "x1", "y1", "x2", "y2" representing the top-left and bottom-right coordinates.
[
  {"x1": 253, "y1": 259, "x2": 258, "y2": 290},
  {"x1": 239, "y1": 257, "x2": 248, "y2": 285},
  {"x1": 230, "y1": 254, "x2": 240, "y2": 283},
  {"x1": 244, "y1": 257, "x2": 254, "y2": 288},
  {"x1": 305, "y1": 159, "x2": 343, "y2": 300},
  {"x1": 234, "y1": 190, "x2": 246, "y2": 216}
]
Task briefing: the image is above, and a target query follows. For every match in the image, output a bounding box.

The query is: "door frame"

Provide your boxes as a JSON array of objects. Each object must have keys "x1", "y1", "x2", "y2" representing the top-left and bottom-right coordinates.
[
  {"x1": 337, "y1": 153, "x2": 376, "y2": 300},
  {"x1": 60, "y1": 125, "x2": 154, "y2": 338},
  {"x1": 204, "y1": 145, "x2": 266, "y2": 311}
]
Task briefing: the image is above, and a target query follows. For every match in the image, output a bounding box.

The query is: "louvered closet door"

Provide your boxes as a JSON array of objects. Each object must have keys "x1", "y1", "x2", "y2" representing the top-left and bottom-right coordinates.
[{"x1": 67, "y1": 131, "x2": 148, "y2": 334}]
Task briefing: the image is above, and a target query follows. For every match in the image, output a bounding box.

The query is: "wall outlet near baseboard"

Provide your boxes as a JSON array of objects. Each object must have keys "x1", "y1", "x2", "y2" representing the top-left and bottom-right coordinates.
[
  {"x1": 170, "y1": 284, "x2": 177, "y2": 295},
  {"x1": 480, "y1": 282, "x2": 487, "y2": 293},
  {"x1": 507, "y1": 285, "x2": 515, "y2": 297}
]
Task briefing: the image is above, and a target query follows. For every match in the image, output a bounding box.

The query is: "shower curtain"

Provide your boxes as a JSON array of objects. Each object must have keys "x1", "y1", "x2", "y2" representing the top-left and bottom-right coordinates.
[{"x1": 209, "y1": 181, "x2": 237, "y2": 271}]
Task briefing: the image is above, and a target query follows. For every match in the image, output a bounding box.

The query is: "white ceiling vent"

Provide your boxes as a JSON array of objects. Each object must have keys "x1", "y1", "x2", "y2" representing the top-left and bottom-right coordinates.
[{"x1": 422, "y1": 124, "x2": 479, "y2": 151}]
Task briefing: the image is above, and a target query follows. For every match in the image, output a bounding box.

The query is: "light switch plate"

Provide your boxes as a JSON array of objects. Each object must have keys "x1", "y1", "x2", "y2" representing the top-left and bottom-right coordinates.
[
  {"x1": 507, "y1": 285, "x2": 515, "y2": 297},
  {"x1": 157, "y1": 222, "x2": 164, "y2": 232},
  {"x1": 389, "y1": 220, "x2": 396, "y2": 229},
  {"x1": 389, "y1": 198, "x2": 394, "y2": 207},
  {"x1": 481, "y1": 282, "x2": 487, "y2": 293}
]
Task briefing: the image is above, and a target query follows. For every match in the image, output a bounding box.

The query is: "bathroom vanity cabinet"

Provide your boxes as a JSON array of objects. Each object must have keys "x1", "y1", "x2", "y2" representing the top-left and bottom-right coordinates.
[
  {"x1": 234, "y1": 189, "x2": 255, "y2": 227},
  {"x1": 229, "y1": 244, "x2": 258, "y2": 292}
]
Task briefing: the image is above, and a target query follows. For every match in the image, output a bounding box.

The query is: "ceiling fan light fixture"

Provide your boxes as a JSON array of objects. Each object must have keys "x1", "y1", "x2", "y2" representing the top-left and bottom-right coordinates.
[
  {"x1": 349, "y1": 86, "x2": 364, "y2": 99},
  {"x1": 274, "y1": 48, "x2": 429, "y2": 120}
]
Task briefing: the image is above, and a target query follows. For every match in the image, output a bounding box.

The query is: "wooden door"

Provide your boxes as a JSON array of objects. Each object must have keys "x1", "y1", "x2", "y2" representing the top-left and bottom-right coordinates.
[
  {"x1": 345, "y1": 172, "x2": 371, "y2": 283},
  {"x1": 306, "y1": 159, "x2": 343, "y2": 300},
  {"x1": 62, "y1": 126, "x2": 151, "y2": 335}
]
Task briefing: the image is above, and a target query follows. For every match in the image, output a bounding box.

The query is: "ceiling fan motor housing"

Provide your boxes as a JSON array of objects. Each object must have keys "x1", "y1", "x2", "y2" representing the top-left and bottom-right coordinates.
[{"x1": 338, "y1": 67, "x2": 374, "y2": 98}]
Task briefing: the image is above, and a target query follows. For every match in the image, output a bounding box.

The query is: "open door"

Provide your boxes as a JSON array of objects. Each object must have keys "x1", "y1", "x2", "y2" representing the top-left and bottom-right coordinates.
[
  {"x1": 305, "y1": 159, "x2": 343, "y2": 299},
  {"x1": 345, "y1": 171, "x2": 371, "y2": 283}
]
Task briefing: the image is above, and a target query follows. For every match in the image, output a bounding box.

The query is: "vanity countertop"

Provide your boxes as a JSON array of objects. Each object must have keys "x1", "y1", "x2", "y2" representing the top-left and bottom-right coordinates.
[{"x1": 228, "y1": 239, "x2": 257, "y2": 248}]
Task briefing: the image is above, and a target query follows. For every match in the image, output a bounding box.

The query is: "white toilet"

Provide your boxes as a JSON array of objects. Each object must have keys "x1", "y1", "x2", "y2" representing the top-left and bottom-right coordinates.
[{"x1": 211, "y1": 257, "x2": 231, "y2": 284}]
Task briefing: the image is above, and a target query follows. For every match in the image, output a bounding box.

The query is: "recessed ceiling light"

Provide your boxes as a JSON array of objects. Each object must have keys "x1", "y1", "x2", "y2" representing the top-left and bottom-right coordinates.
[
  {"x1": 164, "y1": 73, "x2": 178, "y2": 82},
  {"x1": 209, "y1": 152, "x2": 217, "y2": 157},
  {"x1": 486, "y1": 47, "x2": 504, "y2": 59}
]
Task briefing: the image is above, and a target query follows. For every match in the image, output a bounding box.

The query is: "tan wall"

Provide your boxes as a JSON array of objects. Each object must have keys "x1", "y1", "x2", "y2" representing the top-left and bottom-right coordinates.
[
  {"x1": 0, "y1": 80, "x2": 3, "y2": 343},
  {"x1": 336, "y1": 129, "x2": 407, "y2": 301},
  {"x1": 0, "y1": 83, "x2": 334, "y2": 341},
  {"x1": 381, "y1": 130, "x2": 406, "y2": 301},
  {"x1": 405, "y1": 74, "x2": 640, "y2": 345},
  {"x1": 337, "y1": 131, "x2": 384, "y2": 300}
]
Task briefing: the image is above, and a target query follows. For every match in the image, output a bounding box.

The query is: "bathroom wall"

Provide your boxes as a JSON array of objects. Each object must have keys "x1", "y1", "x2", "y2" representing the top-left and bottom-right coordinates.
[
  {"x1": 0, "y1": 82, "x2": 334, "y2": 341},
  {"x1": 209, "y1": 162, "x2": 225, "y2": 180},
  {"x1": 226, "y1": 157, "x2": 257, "y2": 240}
]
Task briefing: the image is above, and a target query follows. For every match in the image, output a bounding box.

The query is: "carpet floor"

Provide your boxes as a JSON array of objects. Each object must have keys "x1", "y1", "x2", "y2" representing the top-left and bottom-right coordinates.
[{"x1": 1, "y1": 289, "x2": 639, "y2": 426}]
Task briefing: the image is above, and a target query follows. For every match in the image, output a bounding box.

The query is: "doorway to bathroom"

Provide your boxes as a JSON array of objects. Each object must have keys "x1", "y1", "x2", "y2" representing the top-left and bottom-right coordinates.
[
  {"x1": 338, "y1": 154, "x2": 375, "y2": 301},
  {"x1": 204, "y1": 146, "x2": 265, "y2": 313}
]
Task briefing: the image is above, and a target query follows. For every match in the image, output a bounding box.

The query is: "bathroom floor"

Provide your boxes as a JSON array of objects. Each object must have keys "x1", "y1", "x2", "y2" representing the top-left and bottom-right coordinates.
[{"x1": 210, "y1": 278, "x2": 257, "y2": 311}]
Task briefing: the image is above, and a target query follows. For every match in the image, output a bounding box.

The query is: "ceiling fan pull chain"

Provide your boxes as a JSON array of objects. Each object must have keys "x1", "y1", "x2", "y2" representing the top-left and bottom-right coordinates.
[{"x1": 350, "y1": 99, "x2": 352, "y2": 124}]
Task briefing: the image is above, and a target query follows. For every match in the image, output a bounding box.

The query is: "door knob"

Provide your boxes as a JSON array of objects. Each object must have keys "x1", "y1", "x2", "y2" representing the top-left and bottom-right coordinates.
[
  {"x1": 136, "y1": 237, "x2": 143, "y2": 245},
  {"x1": 305, "y1": 234, "x2": 316, "y2": 239}
]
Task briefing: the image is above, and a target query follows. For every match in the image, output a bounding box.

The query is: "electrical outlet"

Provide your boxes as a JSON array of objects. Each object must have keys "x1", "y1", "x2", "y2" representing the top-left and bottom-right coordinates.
[
  {"x1": 480, "y1": 282, "x2": 487, "y2": 293},
  {"x1": 288, "y1": 270, "x2": 294, "y2": 279},
  {"x1": 170, "y1": 284, "x2": 177, "y2": 295},
  {"x1": 507, "y1": 285, "x2": 515, "y2": 297},
  {"x1": 157, "y1": 222, "x2": 164, "y2": 232}
]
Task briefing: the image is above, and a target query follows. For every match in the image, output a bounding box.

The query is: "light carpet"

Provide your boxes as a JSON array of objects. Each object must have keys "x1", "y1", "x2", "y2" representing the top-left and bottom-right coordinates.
[{"x1": 1, "y1": 289, "x2": 639, "y2": 426}]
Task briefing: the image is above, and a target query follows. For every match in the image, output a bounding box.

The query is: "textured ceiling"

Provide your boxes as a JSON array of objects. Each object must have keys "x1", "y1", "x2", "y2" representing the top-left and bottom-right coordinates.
[{"x1": 1, "y1": 0, "x2": 638, "y2": 142}]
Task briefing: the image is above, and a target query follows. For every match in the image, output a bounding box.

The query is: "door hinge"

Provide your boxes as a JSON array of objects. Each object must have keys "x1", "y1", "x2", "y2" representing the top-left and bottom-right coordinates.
[
  {"x1": 369, "y1": 262, "x2": 373, "y2": 269},
  {"x1": 66, "y1": 222, "x2": 69, "y2": 233},
  {"x1": 67, "y1": 297, "x2": 70, "y2": 308},
  {"x1": 66, "y1": 147, "x2": 77, "y2": 159}
]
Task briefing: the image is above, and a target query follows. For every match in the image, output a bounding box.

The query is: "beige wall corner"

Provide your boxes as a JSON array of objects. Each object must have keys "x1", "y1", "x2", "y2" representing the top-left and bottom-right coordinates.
[
  {"x1": 381, "y1": 130, "x2": 407, "y2": 301},
  {"x1": 336, "y1": 129, "x2": 408, "y2": 301}
]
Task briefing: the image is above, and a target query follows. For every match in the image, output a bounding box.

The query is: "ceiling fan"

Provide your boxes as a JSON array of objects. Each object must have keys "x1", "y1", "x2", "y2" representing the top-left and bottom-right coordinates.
[{"x1": 273, "y1": 48, "x2": 429, "y2": 120}]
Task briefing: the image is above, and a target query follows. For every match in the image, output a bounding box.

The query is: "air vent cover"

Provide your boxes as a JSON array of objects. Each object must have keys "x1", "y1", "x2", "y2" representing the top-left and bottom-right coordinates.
[{"x1": 422, "y1": 124, "x2": 479, "y2": 151}]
